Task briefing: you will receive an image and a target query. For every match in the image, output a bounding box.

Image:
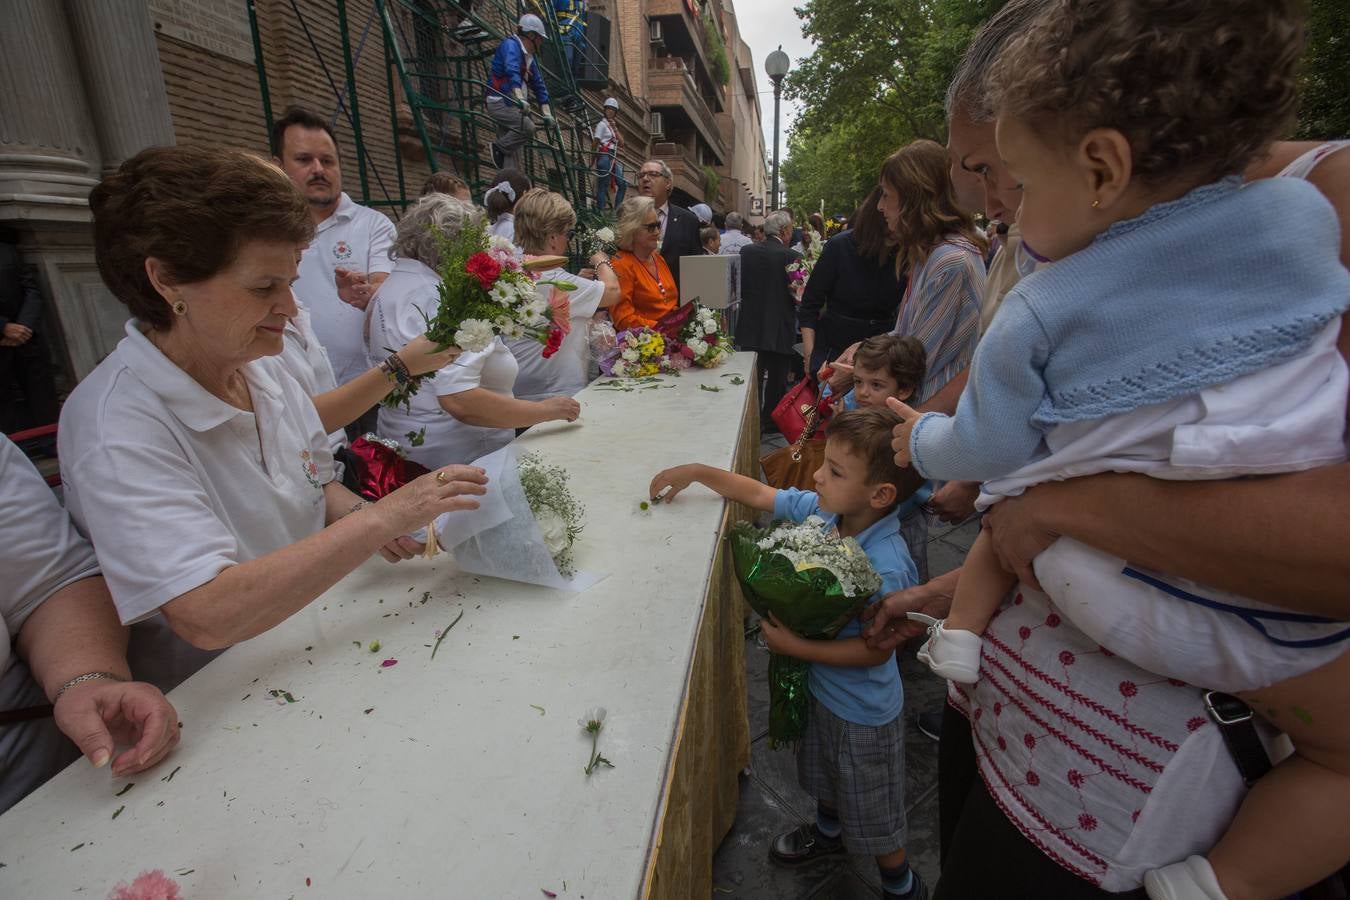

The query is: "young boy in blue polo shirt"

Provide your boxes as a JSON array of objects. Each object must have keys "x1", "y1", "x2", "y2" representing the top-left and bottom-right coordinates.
[{"x1": 649, "y1": 407, "x2": 928, "y2": 900}]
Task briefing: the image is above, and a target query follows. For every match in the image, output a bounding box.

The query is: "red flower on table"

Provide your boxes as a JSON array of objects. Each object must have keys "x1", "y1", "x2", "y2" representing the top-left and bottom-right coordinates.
[{"x1": 465, "y1": 252, "x2": 502, "y2": 290}]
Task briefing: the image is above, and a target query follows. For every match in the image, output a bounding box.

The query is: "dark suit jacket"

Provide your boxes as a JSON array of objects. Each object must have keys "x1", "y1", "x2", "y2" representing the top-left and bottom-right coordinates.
[
  {"x1": 657, "y1": 202, "x2": 703, "y2": 293},
  {"x1": 734, "y1": 236, "x2": 802, "y2": 354},
  {"x1": 0, "y1": 241, "x2": 43, "y2": 331}
]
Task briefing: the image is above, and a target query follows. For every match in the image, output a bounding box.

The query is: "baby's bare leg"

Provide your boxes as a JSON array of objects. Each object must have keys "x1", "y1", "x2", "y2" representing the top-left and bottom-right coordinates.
[
  {"x1": 946, "y1": 529, "x2": 1018, "y2": 633},
  {"x1": 1206, "y1": 649, "x2": 1350, "y2": 900}
]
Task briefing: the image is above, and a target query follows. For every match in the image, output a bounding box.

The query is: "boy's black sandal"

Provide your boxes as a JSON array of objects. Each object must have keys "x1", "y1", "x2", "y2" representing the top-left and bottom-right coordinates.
[{"x1": 768, "y1": 823, "x2": 846, "y2": 868}]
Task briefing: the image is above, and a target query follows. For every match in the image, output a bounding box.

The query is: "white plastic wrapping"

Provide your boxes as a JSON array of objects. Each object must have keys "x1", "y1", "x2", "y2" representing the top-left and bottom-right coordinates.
[{"x1": 432, "y1": 445, "x2": 604, "y2": 592}]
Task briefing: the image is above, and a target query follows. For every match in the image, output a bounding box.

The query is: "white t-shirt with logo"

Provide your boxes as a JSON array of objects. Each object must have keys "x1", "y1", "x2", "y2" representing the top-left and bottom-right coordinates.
[
  {"x1": 507, "y1": 266, "x2": 605, "y2": 400},
  {"x1": 58, "y1": 321, "x2": 334, "y2": 686},
  {"x1": 293, "y1": 193, "x2": 396, "y2": 386}
]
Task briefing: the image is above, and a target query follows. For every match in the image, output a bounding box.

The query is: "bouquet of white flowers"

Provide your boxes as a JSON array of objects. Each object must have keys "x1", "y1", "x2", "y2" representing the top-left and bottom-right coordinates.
[
  {"x1": 429, "y1": 447, "x2": 600, "y2": 591},
  {"x1": 730, "y1": 516, "x2": 881, "y2": 746},
  {"x1": 677, "y1": 303, "x2": 734, "y2": 368}
]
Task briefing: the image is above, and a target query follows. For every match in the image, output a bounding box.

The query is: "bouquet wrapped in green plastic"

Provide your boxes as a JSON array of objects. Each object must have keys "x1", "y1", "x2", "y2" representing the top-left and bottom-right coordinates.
[{"x1": 730, "y1": 517, "x2": 882, "y2": 747}]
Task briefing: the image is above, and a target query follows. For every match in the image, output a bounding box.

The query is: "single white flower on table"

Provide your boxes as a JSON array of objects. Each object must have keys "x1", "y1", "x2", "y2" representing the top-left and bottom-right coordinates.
[
  {"x1": 579, "y1": 707, "x2": 614, "y2": 775},
  {"x1": 454, "y1": 318, "x2": 496, "y2": 352},
  {"x1": 536, "y1": 508, "x2": 570, "y2": 556}
]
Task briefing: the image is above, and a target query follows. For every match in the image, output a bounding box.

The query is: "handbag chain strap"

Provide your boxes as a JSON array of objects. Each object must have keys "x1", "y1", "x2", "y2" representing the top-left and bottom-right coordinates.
[{"x1": 789, "y1": 388, "x2": 826, "y2": 462}]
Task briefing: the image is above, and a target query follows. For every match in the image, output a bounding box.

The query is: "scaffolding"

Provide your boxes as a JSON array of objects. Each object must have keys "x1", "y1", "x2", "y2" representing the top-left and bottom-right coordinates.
[{"x1": 247, "y1": 0, "x2": 622, "y2": 226}]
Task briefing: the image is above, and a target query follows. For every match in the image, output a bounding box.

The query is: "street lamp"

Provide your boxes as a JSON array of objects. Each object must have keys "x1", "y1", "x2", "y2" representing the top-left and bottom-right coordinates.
[{"x1": 765, "y1": 45, "x2": 790, "y2": 211}]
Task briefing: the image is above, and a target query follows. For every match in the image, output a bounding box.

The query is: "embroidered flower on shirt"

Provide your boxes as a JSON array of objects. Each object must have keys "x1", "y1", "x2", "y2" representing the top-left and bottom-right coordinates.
[{"x1": 299, "y1": 449, "x2": 321, "y2": 489}]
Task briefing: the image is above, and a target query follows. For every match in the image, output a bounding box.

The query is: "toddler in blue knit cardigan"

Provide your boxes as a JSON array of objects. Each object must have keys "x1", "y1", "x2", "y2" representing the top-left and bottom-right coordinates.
[{"x1": 887, "y1": 2, "x2": 1350, "y2": 899}]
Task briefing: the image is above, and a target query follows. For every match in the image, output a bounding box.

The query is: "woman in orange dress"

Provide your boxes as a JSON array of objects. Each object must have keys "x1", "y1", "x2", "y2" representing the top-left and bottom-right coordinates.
[{"x1": 607, "y1": 196, "x2": 678, "y2": 330}]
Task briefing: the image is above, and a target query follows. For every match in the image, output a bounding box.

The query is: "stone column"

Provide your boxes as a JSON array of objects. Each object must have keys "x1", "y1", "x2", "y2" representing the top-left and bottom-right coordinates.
[
  {"x1": 66, "y1": 0, "x2": 176, "y2": 174},
  {"x1": 0, "y1": 0, "x2": 102, "y2": 215}
]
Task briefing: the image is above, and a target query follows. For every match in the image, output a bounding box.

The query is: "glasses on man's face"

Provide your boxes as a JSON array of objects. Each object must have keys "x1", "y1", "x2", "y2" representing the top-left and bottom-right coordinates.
[
  {"x1": 641, "y1": 221, "x2": 661, "y2": 232},
  {"x1": 638, "y1": 170, "x2": 666, "y2": 181}
]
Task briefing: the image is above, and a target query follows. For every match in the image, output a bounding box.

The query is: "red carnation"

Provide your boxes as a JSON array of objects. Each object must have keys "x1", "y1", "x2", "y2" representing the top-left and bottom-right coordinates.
[
  {"x1": 541, "y1": 326, "x2": 565, "y2": 358},
  {"x1": 465, "y1": 252, "x2": 502, "y2": 290}
]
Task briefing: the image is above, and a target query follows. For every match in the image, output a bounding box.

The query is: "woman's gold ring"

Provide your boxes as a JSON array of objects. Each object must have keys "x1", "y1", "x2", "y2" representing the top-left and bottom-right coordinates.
[{"x1": 436, "y1": 471, "x2": 448, "y2": 484}]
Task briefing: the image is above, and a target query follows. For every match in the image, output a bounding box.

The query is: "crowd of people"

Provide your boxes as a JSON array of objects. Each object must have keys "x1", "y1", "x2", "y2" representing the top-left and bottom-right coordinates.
[{"x1": 3, "y1": 1, "x2": 1349, "y2": 898}]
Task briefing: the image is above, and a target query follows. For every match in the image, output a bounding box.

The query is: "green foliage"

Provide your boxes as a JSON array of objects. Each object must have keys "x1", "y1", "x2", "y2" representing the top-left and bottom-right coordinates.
[
  {"x1": 702, "y1": 163, "x2": 720, "y2": 200},
  {"x1": 1296, "y1": 0, "x2": 1350, "y2": 139},
  {"x1": 704, "y1": 13, "x2": 731, "y2": 86},
  {"x1": 783, "y1": 0, "x2": 1007, "y2": 214}
]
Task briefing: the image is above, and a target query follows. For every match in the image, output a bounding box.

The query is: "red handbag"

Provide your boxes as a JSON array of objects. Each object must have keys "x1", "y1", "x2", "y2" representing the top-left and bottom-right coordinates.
[{"x1": 771, "y1": 378, "x2": 834, "y2": 444}]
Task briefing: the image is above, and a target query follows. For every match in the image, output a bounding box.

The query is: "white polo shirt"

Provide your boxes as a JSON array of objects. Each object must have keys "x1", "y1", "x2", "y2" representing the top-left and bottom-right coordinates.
[
  {"x1": 507, "y1": 266, "x2": 605, "y2": 400},
  {"x1": 59, "y1": 321, "x2": 334, "y2": 630},
  {"x1": 368, "y1": 258, "x2": 519, "y2": 466},
  {"x1": 293, "y1": 192, "x2": 396, "y2": 386}
]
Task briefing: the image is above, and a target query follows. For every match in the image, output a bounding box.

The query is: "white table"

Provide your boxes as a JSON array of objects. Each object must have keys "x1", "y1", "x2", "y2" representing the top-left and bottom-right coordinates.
[{"x1": 0, "y1": 354, "x2": 758, "y2": 898}]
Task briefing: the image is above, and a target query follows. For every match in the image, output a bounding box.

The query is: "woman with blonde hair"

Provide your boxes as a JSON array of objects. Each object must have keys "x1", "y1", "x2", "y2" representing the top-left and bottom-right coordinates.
[
  {"x1": 507, "y1": 188, "x2": 619, "y2": 399},
  {"x1": 608, "y1": 196, "x2": 679, "y2": 330}
]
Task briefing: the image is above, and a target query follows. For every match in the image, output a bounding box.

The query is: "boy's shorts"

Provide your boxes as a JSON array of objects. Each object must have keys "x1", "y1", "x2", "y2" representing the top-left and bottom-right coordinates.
[{"x1": 797, "y1": 695, "x2": 907, "y2": 856}]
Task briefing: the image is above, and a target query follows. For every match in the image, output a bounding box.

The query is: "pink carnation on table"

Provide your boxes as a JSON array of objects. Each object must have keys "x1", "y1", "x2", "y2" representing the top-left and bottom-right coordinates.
[
  {"x1": 547, "y1": 288, "x2": 572, "y2": 335},
  {"x1": 667, "y1": 353, "x2": 692, "y2": 370},
  {"x1": 108, "y1": 869, "x2": 182, "y2": 900}
]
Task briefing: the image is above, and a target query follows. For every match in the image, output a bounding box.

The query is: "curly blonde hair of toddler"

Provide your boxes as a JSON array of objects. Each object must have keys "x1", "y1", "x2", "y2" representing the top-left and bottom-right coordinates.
[{"x1": 985, "y1": 0, "x2": 1305, "y2": 187}]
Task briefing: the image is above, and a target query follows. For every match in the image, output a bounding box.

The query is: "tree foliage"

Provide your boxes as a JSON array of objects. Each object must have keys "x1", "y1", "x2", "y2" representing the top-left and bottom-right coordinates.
[
  {"x1": 783, "y1": 0, "x2": 1348, "y2": 218},
  {"x1": 1296, "y1": 0, "x2": 1350, "y2": 140},
  {"x1": 782, "y1": 0, "x2": 1006, "y2": 215}
]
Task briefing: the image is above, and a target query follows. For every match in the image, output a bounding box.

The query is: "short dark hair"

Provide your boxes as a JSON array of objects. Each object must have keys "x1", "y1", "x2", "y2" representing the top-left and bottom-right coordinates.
[
  {"x1": 826, "y1": 407, "x2": 927, "y2": 504},
  {"x1": 271, "y1": 106, "x2": 337, "y2": 157},
  {"x1": 853, "y1": 334, "x2": 927, "y2": 398},
  {"x1": 988, "y1": 0, "x2": 1305, "y2": 185},
  {"x1": 89, "y1": 146, "x2": 314, "y2": 331},
  {"x1": 699, "y1": 225, "x2": 720, "y2": 246}
]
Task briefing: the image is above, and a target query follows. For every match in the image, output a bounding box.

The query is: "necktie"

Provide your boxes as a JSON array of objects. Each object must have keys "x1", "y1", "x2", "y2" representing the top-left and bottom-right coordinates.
[{"x1": 658, "y1": 208, "x2": 667, "y2": 241}]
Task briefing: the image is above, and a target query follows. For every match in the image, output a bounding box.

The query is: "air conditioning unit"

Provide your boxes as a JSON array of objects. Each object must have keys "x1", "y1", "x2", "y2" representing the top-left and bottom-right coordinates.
[
  {"x1": 648, "y1": 20, "x2": 663, "y2": 45},
  {"x1": 649, "y1": 111, "x2": 665, "y2": 137}
]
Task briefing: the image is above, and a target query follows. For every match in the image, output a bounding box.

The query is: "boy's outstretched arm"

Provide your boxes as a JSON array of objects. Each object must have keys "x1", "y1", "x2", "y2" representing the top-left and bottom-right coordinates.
[
  {"x1": 761, "y1": 614, "x2": 892, "y2": 668},
  {"x1": 648, "y1": 463, "x2": 777, "y2": 513}
]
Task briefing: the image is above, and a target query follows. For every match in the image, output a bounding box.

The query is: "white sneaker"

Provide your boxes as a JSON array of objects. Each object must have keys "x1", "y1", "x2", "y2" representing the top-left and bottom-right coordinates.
[
  {"x1": 907, "y1": 613, "x2": 982, "y2": 684},
  {"x1": 1144, "y1": 856, "x2": 1230, "y2": 900}
]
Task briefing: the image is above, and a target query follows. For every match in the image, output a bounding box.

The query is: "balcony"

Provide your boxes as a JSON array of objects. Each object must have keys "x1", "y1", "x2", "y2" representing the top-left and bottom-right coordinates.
[
  {"x1": 648, "y1": 57, "x2": 726, "y2": 164},
  {"x1": 646, "y1": 1, "x2": 727, "y2": 113}
]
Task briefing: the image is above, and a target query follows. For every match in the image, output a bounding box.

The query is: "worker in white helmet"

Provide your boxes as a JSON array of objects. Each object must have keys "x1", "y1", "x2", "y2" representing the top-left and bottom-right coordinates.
[{"x1": 592, "y1": 97, "x2": 626, "y2": 211}]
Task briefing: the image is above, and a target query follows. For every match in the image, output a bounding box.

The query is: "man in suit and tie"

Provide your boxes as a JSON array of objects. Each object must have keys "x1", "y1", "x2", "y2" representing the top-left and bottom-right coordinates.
[
  {"x1": 636, "y1": 159, "x2": 702, "y2": 293},
  {"x1": 734, "y1": 210, "x2": 801, "y2": 432}
]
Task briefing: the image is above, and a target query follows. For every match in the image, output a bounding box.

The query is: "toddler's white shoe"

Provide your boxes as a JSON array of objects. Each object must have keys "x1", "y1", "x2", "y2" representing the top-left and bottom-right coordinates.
[
  {"x1": 1144, "y1": 856, "x2": 1230, "y2": 900},
  {"x1": 907, "y1": 613, "x2": 982, "y2": 684}
]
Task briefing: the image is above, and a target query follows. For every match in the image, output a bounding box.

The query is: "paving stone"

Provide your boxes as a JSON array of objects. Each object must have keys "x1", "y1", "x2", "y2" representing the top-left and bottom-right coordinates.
[
  {"x1": 748, "y1": 732, "x2": 816, "y2": 821},
  {"x1": 805, "y1": 865, "x2": 885, "y2": 899}
]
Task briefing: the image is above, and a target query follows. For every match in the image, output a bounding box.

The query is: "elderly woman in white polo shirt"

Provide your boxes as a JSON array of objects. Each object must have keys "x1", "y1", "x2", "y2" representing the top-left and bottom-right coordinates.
[
  {"x1": 58, "y1": 147, "x2": 488, "y2": 689},
  {"x1": 367, "y1": 193, "x2": 581, "y2": 468}
]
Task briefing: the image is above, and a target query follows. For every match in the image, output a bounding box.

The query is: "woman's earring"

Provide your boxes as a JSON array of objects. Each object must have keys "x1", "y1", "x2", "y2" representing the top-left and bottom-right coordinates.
[
  {"x1": 171, "y1": 299, "x2": 187, "y2": 316},
  {"x1": 1090, "y1": 199, "x2": 1101, "y2": 209}
]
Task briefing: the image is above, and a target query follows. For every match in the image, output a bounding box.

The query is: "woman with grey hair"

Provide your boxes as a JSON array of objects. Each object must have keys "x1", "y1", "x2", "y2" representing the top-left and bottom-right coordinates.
[{"x1": 367, "y1": 193, "x2": 580, "y2": 467}]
